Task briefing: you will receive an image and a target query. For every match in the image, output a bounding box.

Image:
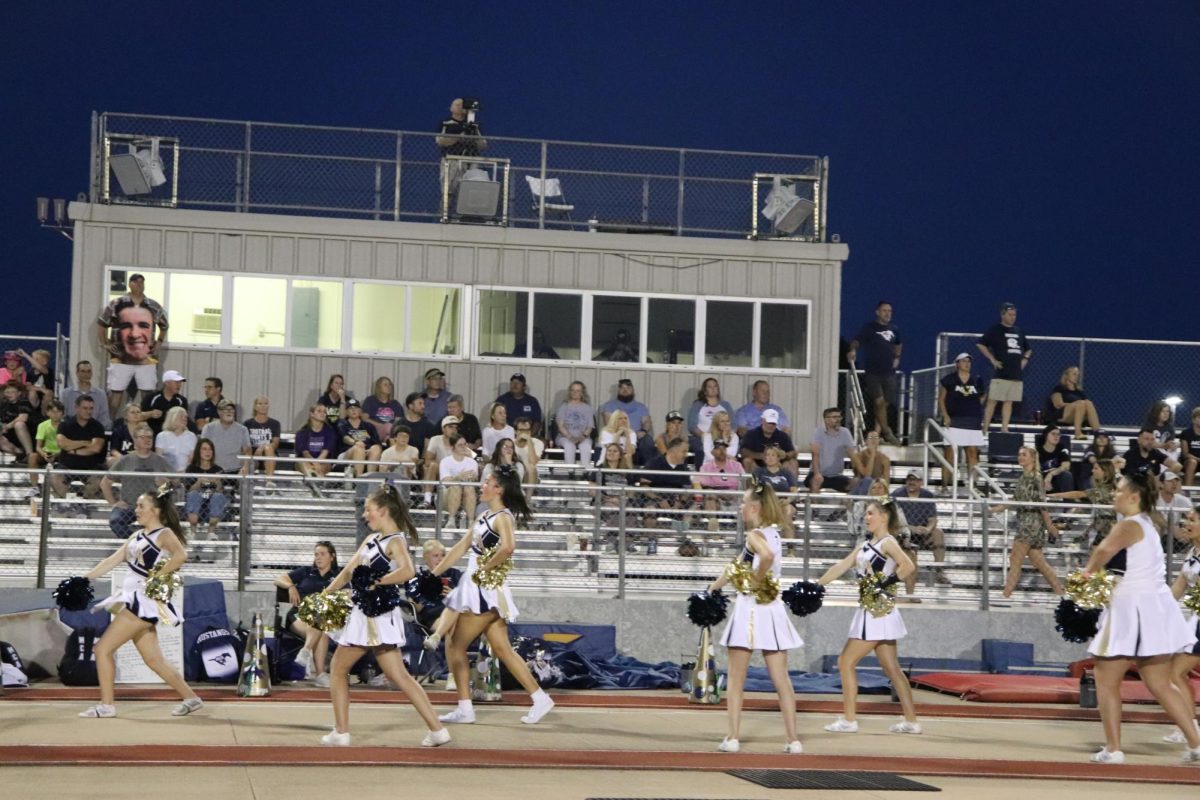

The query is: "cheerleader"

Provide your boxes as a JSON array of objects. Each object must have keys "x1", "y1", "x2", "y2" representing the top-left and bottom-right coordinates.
[
  {"x1": 431, "y1": 465, "x2": 555, "y2": 725},
  {"x1": 78, "y1": 486, "x2": 202, "y2": 718},
  {"x1": 1083, "y1": 472, "x2": 1199, "y2": 764},
  {"x1": 1163, "y1": 506, "x2": 1200, "y2": 746},
  {"x1": 816, "y1": 496, "x2": 921, "y2": 734},
  {"x1": 705, "y1": 482, "x2": 804, "y2": 754},
  {"x1": 320, "y1": 484, "x2": 449, "y2": 747}
]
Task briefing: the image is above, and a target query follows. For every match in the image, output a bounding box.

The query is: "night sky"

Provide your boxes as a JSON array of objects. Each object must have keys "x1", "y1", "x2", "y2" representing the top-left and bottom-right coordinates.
[{"x1": 4, "y1": 2, "x2": 1198, "y2": 366}]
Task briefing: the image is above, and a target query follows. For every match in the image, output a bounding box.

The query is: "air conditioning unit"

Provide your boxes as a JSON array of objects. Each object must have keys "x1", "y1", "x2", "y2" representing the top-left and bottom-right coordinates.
[{"x1": 192, "y1": 307, "x2": 222, "y2": 334}]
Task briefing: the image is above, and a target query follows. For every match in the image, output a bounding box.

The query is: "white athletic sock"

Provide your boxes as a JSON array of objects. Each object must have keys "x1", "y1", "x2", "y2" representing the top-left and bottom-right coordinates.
[
  {"x1": 531, "y1": 689, "x2": 549, "y2": 704},
  {"x1": 458, "y1": 699, "x2": 473, "y2": 712}
]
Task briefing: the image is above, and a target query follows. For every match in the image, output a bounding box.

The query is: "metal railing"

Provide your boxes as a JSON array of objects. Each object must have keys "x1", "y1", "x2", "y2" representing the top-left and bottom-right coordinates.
[{"x1": 90, "y1": 111, "x2": 828, "y2": 240}]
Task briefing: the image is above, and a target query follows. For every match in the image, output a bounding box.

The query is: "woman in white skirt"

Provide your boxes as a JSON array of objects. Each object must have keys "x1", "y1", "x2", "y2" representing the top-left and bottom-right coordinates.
[
  {"x1": 817, "y1": 497, "x2": 921, "y2": 734},
  {"x1": 80, "y1": 486, "x2": 203, "y2": 718},
  {"x1": 320, "y1": 484, "x2": 449, "y2": 748},
  {"x1": 431, "y1": 465, "x2": 555, "y2": 726},
  {"x1": 1164, "y1": 506, "x2": 1200, "y2": 745},
  {"x1": 706, "y1": 482, "x2": 804, "y2": 754},
  {"x1": 1083, "y1": 472, "x2": 1200, "y2": 764}
]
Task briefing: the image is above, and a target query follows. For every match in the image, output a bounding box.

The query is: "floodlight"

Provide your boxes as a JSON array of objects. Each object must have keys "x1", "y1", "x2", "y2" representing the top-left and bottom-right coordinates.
[
  {"x1": 36, "y1": 197, "x2": 49, "y2": 223},
  {"x1": 455, "y1": 179, "x2": 500, "y2": 217},
  {"x1": 761, "y1": 177, "x2": 814, "y2": 235},
  {"x1": 109, "y1": 137, "x2": 167, "y2": 196}
]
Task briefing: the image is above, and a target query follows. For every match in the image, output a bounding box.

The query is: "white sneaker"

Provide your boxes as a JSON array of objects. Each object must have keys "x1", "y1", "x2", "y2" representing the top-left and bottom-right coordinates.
[
  {"x1": 439, "y1": 707, "x2": 476, "y2": 724},
  {"x1": 421, "y1": 727, "x2": 451, "y2": 747},
  {"x1": 295, "y1": 648, "x2": 314, "y2": 678},
  {"x1": 1163, "y1": 727, "x2": 1187, "y2": 744},
  {"x1": 314, "y1": 673, "x2": 331, "y2": 688},
  {"x1": 1089, "y1": 747, "x2": 1125, "y2": 764},
  {"x1": 824, "y1": 717, "x2": 858, "y2": 733},
  {"x1": 368, "y1": 673, "x2": 391, "y2": 688},
  {"x1": 79, "y1": 704, "x2": 116, "y2": 718},
  {"x1": 521, "y1": 693, "x2": 555, "y2": 724},
  {"x1": 171, "y1": 698, "x2": 204, "y2": 717},
  {"x1": 717, "y1": 737, "x2": 740, "y2": 753},
  {"x1": 423, "y1": 632, "x2": 442, "y2": 651},
  {"x1": 445, "y1": 675, "x2": 457, "y2": 691},
  {"x1": 889, "y1": 720, "x2": 922, "y2": 734},
  {"x1": 321, "y1": 729, "x2": 351, "y2": 746},
  {"x1": 1184, "y1": 746, "x2": 1200, "y2": 764},
  {"x1": 784, "y1": 740, "x2": 803, "y2": 754}
]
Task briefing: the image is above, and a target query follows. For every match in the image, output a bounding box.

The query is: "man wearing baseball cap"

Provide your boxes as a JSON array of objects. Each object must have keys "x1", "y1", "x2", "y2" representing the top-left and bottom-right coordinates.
[
  {"x1": 496, "y1": 373, "x2": 543, "y2": 437},
  {"x1": 976, "y1": 302, "x2": 1031, "y2": 433},
  {"x1": 1156, "y1": 470, "x2": 1192, "y2": 553},
  {"x1": 140, "y1": 370, "x2": 190, "y2": 436},
  {"x1": 938, "y1": 352, "x2": 987, "y2": 481},
  {"x1": 421, "y1": 367, "x2": 450, "y2": 426},
  {"x1": 740, "y1": 407, "x2": 799, "y2": 477}
]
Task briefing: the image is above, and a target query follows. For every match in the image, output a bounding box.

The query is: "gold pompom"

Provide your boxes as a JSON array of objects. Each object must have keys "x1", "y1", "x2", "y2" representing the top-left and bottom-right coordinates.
[
  {"x1": 857, "y1": 572, "x2": 897, "y2": 618},
  {"x1": 1065, "y1": 569, "x2": 1116, "y2": 610},
  {"x1": 297, "y1": 590, "x2": 353, "y2": 632},
  {"x1": 143, "y1": 564, "x2": 182, "y2": 603},
  {"x1": 472, "y1": 545, "x2": 513, "y2": 590},
  {"x1": 724, "y1": 560, "x2": 780, "y2": 604},
  {"x1": 1182, "y1": 582, "x2": 1200, "y2": 617}
]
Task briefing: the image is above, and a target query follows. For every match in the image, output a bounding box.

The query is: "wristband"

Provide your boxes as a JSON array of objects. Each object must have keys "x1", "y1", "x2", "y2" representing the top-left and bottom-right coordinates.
[{"x1": 879, "y1": 574, "x2": 901, "y2": 590}]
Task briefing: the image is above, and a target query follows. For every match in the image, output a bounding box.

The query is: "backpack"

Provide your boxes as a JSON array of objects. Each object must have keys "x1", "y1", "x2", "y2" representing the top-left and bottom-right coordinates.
[
  {"x1": 58, "y1": 630, "x2": 99, "y2": 686},
  {"x1": 1, "y1": 640, "x2": 29, "y2": 687},
  {"x1": 194, "y1": 626, "x2": 242, "y2": 683}
]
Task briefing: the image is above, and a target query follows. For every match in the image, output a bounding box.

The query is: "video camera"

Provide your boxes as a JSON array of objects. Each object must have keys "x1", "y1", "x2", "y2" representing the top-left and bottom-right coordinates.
[{"x1": 462, "y1": 97, "x2": 481, "y2": 125}]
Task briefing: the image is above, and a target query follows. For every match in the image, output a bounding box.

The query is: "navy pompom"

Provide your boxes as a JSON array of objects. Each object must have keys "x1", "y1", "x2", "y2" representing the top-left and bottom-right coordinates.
[
  {"x1": 686, "y1": 591, "x2": 728, "y2": 627},
  {"x1": 409, "y1": 568, "x2": 445, "y2": 605},
  {"x1": 781, "y1": 580, "x2": 825, "y2": 617},
  {"x1": 351, "y1": 564, "x2": 403, "y2": 617},
  {"x1": 53, "y1": 576, "x2": 93, "y2": 611},
  {"x1": 1054, "y1": 598, "x2": 1100, "y2": 643}
]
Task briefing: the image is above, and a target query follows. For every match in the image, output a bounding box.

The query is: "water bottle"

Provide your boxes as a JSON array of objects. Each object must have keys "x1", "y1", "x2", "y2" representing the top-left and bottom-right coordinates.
[{"x1": 1078, "y1": 669, "x2": 1097, "y2": 708}]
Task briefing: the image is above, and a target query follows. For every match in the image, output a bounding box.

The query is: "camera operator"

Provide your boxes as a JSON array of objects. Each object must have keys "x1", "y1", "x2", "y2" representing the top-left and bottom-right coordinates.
[{"x1": 437, "y1": 97, "x2": 487, "y2": 201}]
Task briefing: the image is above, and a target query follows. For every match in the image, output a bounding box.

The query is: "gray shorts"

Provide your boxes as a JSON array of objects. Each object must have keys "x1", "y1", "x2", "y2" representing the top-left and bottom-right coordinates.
[
  {"x1": 861, "y1": 372, "x2": 897, "y2": 404},
  {"x1": 989, "y1": 379, "x2": 1023, "y2": 402}
]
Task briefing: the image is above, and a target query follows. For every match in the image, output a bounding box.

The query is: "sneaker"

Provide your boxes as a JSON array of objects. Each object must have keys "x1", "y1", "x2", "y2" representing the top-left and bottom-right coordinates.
[
  {"x1": 717, "y1": 737, "x2": 740, "y2": 753},
  {"x1": 889, "y1": 720, "x2": 922, "y2": 734},
  {"x1": 1163, "y1": 727, "x2": 1187, "y2": 744},
  {"x1": 171, "y1": 698, "x2": 204, "y2": 717},
  {"x1": 1184, "y1": 746, "x2": 1200, "y2": 764},
  {"x1": 79, "y1": 704, "x2": 116, "y2": 718},
  {"x1": 824, "y1": 717, "x2": 858, "y2": 733},
  {"x1": 295, "y1": 648, "x2": 315, "y2": 678},
  {"x1": 1089, "y1": 747, "x2": 1125, "y2": 764},
  {"x1": 439, "y1": 707, "x2": 476, "y2": 724},
  {"x1": 321, "y1": 729, "x2": 351, "y2": 746},
  {"x1": 445, "y1": 674, "x2": 457, "y2": 691},
  {"x1": 423, "y1": 632, "x2": 442, "y2": 651},
  {"x1": 421, "y1": 727, "x2": 452, "y2": 747},
  {"x1": 521, "y1": 693, "x2": 555, "y2": 724},
  {"x1": 646, "y1": 538, "x2": 658, "y2": 555},
  {"x1": 314, "y1": 673, "x2": 331, "y2": 688},
  {"x1": 784, "y1": 740, "x2": 803, "y2": 754},
  {"x1": 368, "y1": 672, "x2": 390, "y2": 687},
  {"x1": 883, "y1": 432, "x2": 902, "y2": 446}
]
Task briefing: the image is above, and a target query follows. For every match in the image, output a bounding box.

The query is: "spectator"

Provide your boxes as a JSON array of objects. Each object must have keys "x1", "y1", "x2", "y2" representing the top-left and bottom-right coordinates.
[
  {"x1": 379, "y1": 425, "x2": 421, "y2": 491},
  {"x1": 95, "y1": 273, "x2": 168, "y2": 416},
  {"x1": 599, "y1": 378, "x2": 655, "y2": 464},
  {"x1": 201, "y1": 399, "x2": 252, "y2": 475},
  {"x1": 481, "y1": 437, "x2": 527, "y2": 485},
  {"x1": 977, "y1": 301, "x2": 1031, "y2": 433},
  {"x1": 421, "y1": 368, "x2": 450, "y2": 427},
  {"x1": 687, "y1": 377, "x2": 733, "y2": 441},
  {"x1": 1145, "y1": 401, "x2": 1181, "y2": 461},
  {"x1": 597, "y1": 409, "x2": 637, "y2": 464},
  {"x1": 362, "y1": 377, "x2": 402, "y2": 441},
  {"x1": 740, "y1": 409, "x2": 799, "y2": 477},
  {"x1": 702, "y1": 410, "x2": 739, "y2": 464},
  {"x1": 409, "y1": 539, "x2": 462, "y2": 631},
  {"x1": 512, "y1": 416, "x2": 543, "y2": 487},
  {"x1": 892, "y1": 472, "x2": 951, "y2": 588},
  {"x1": 481, "y1": 403, "x2": 515, "y2": 456},
  {"x1": 938, "y1": 352, "x2": 987, "y2": 481},
  {"x1": 61, "y1": 360, "x2": 111, "y2": 430},
  {"x1": 595, "y1": 328, "x2": 639, "y2": 362},
  {"x1": 439, "y1": 434, "x2": 479, "y2": 527},
  {"x1": 1047, "y1": 366, "x2": 1100, "y2": 440},
  {"x1": 101, "y1": 424, "x2": 171, "y2": 538},
  {"x1": 107, "y1": 403, "x2": 141, "y2": 467},
  {"x1": 422, "y1": 415, "x2": 462, "y2": 507},
  {"x1": 155, "y1": 406, "x2": 197, "y2": 473},
  {"x1": 436, "y1": 97, "x2": 487, "y2": 199},
  {"x1": 753, "y1": 445, "x2": 799, "y2": 537},
  {"x1": 399, "y1": 392, "x2": 437, "y2": 456},
  {"x1": 1036, "y1": 424, "x2": 1074, "y2": 493},
  {"x1": 1000, "y1": 447, "x2": 1063, "y2": 599},
  {"x1": 446, "y1": 394, "x2": 481, "y2": 450},
  {"x1": 1052, "y1": 460, "x2": 1118, "y2": 551},
  {"x1": 28, "y1": 398, "x2": 64, "y2": 496},
  {"x1": 554, "y1": 380, "x2": 595, "y2": 468},
  {"x1": 0, "y1": 351, "x2": 26, "y2": 387},
  {"x1": 318, "y1": 374, "x2": 352, "y2": 427},
  {"x1": 244, "y1": 396, "x2": 281, "y2": 479},
  {"x1": 1076, "y1": 428, "x2": 1117, "y2": 491},
  {"x1": 0, "y1": 380, "x2": 34, "y2": 461},
  {"x1": 592, "y1": 442, "x2": 634, "y2": 550},
  {"x1": 20, "y1": 348, "x2": 55, "y2": 415},
  {"x1": 275, "y1": 541, "x2": 339, "y2": 682},
  {"x1": 733, "y1": 380, "x2": 791, "y2": 438},
  {"x1": 805, "y1": 407, "x2": 858, "y2": 493},
  {"x1": 184, "y1": 438, "x2": 230, "y2": 542},
  {"x1": 1180, "y1": 407, "x2": 1200, "y2": 486},
  {"x1": 50, "y1": 395, "x2": 106, "y2": 500},
  {"x1": 638, "y1": 437, "x2": 694, "y2": 550},
  {"x1": 518, "y1": 326, "x2": 560, "y2": 359},
  {"x1": 847, "y1": 301, "x2": 903, "y2": 444},
  {"x1": 1157, "y1": 471, "x2": 1192, "y2": 552},
  {"x1": 336, "y1": 398, "x2": 383, "y2": 477},
  {"x1": 295, "y1": 404, "x2": 337, "y2": 483},
  {"x1": 193, "y1": 377, "x2": 231, "y2": 430},
  {"x1": 655, "y1": 411, "x2": 687, "y2": 455},
  {"x1": 496, "y1": 373, "x2": 543, "y2": 436},
  {"x1": 140, "y1": 370, "x2": 190, "y2": 436},
  {"x1": 1121, "y1": 428, "x2": 1182, "y2": 477},
  {"x1": 851, "y1": 431, "x2": 891, "y2": 496},
  {"x1": 693, "y1": 439, "x2": 746, "y2": 534}
]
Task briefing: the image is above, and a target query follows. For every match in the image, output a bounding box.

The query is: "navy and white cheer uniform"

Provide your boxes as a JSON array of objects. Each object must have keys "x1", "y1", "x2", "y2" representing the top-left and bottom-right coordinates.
[
  {"x1": 444, "y1": 508, "x2": 519, "y2": 622},
  {"x1": 331, "y1": 532, "x2": 408, "y2": 647},
  {"x1": 1175, "y1": 546, "x2": 1199, "y2": 656},
  {"x1": 1088, "y1": 513, "x2": 1196, "y2": 658},
  {"x1": 848, "y1": 535, "x2": 907, "y2": 641},
  {"x1": 718, "y1": 525, "x2": 803, "y2": 652},
  {"x1": 96, "y1": 527, "x2": 181, "y2": 626}
]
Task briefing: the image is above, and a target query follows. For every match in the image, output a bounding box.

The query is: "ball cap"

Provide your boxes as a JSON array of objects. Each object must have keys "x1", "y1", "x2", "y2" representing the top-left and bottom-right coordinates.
[
  {"x1": 510, "y1": 372, "x2": 526, "y2": 383},
  {"x1": 761, "y1": 409, "x2": 780, "y2": 424},
  {"x1": 666, "y1": 411, "x2": 684, "y2": 422},
  {"x1": 162, "y1": 370, "x2": 186, "y2": 382},
  {"x1": 424, "y1": 367, "x2": 444, "y2": 380},
  {"x1": 1000, "y1": 301, "x2": 1017, "y2": 312},
  {"x1": 440, "y1": 415, "x2": 461, "y2": 428},
  {"x1": 1162, "y1": 470, "x2": 1180, "y2": 481},
  {"x1": 906, "y1": 471, "x2": 924, "y2": 481},
  {"x1": 954, "y1": 352, "x2": 973, "y2": 363},
  {"x1": 345, "y1": 397, "x2": 361, "y2": 408}
]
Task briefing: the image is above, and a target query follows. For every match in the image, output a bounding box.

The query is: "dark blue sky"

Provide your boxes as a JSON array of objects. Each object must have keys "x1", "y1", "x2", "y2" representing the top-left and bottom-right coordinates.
[{"x1": 5, "y1": 2, "x2": 1198, "y2": 366}]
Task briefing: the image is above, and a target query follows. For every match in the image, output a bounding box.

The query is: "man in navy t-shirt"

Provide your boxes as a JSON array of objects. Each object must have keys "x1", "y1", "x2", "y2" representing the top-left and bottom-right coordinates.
[
  {"x1": 496, "y1": 373, "x2": 543, "y2": 437},
  {"x1": 976, "y1": 302, "x2": 1031, "y2": 433},
  {"x1": 848, "y1": 301, "x2": 902, "y2": 445}
]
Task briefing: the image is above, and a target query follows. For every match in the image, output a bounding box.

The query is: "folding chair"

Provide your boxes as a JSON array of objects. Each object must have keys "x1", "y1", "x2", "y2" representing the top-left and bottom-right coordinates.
[{"x1": 524, "y1": 175, "x2": 576, "y2": 228}]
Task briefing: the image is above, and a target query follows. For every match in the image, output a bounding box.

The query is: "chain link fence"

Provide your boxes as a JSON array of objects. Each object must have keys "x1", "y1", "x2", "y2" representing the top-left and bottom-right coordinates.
[{"x1": 93, "y1": 112, "x2": 825, "y2": 239}]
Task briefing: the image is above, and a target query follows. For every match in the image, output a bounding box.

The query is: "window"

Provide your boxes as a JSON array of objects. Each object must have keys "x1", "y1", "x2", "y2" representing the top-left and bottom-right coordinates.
[
  {"x1": 410, "y1": 286, "x2": 461, "y2": 356},
  {"x1": 647, "y1": 298, "x2": 695, "y2": 365},
  {"x1": 760, "y1": 302, "x2": 808, "y2": 370},
  {"x1": 291, "y1": 280, "x2": 342, "y2": 350},
  {"x1": 232, "y1": 277, "x2": 286, "y2": 347},
  {"x1": 705, "y1": 300, "x2": 753, "y2": 367},
  {"x1": 477, "y1": 289, "x2": 527, "y2": 357},
  {"x1": 532, "y1": 292, "x2": 581, "y2": 360},
  {"x1": 107, "y1": 269, "x2": 165, "y2": 302},
  {"x1": 167, "y1": 273, "x2": 223, "y2": 345},
  {"x1": 352, "y1": 283, "x2": 406, "y2": 352},
  {"x1": 592, "y1": 295, "x2": 641, "y2": 362}
]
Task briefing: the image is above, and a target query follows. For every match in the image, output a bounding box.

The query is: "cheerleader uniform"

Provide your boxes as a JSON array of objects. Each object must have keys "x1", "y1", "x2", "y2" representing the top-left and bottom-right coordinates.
[
  {"x1": 719, "y1": 525, "x2": 803, "y2": 651},
  {"x1": 444, "y1": 508, "x2": 519, "y2": 622},
  {"x1": 848, "y1": 535, "x2": 907, "y2": 641},
  {"x1": 1178, "y1": 547, "x2": 1200, "y2": 656},
  {"x1": 330, "y1": 533, "x2": 408, "y2": 648},
  {"x1": 95, "y1": 528, "x2": 181, "y2": 626},
  {"x1": 1088, "y1": 513, "x2": 1197, "y2": 658}
]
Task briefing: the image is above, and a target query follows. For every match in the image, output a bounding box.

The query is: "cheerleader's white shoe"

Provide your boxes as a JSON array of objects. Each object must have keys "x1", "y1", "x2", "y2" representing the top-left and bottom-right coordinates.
[
  {"x1": 521, "y1": 692, "x2": 555, "y2": 724},
  {"x1": 1089, "y1": 747, "x2": 1124, "y2": 764},
  {"x1": 1164, "y1": 727, "x2": 1187, "y2": 744},
  {"x1": 79, "y1": 704, "x2": 116, "y2": 718},
  {"x1": 889, "y1": 720, "x2": 922, "y2": 734},
  {"x1": 824, "y1": 717, "x2": 858, "y2": 733},
  {"x1": 321, "y1": 729, "x2": 351, "y2": 746},
  {"x1": 717, "y1": 737, "x2": 740, "y2": 753},
  {"x1": 171, "y1": 698, "x2": 204, "y2": 717},
  {"x1": 439, "y1": 707, "x2": 476, "y2": 724},
  {"x1": 783, "y1": 740, "x2": 803, "y2": 754},
  {"x1": 1184, "y1": 746, "x2": 1200, "y2": 764},
  {"x1": 421, "y1": 728, "x2": 452, "y2": 747}
]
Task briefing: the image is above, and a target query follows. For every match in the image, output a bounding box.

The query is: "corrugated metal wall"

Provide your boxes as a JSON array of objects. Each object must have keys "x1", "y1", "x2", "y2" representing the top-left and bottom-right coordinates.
[{"x1": 68, "y1": 203, "x2": 847, "y2": 440}]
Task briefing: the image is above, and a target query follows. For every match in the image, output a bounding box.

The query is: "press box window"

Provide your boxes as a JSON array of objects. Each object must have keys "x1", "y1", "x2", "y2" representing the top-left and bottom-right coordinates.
[
  {"x1": 477, "y1": 290, "x2": 527, "y2": 357},
  {"x1": 705, "y1": 300, "x2": 753, "y2": 367},
  {"x1": 291, "y1": 280, "x2": 342, "y2": 350},
  {"x1": 410, "y1": 286, "x2": 461, "y2": 356},
  {"x1": 232, "y1": 277, "x2": 286, "y2": 348},
  {"x1": 531, "y1": 292, "x2": 581, "y2": 360},
  {"x1": 760, "y1": 302, "x2": 808, "y2": 370},
  {"x1": 647, "y1": 298, "x2": 695, "y2": 365},
  {"x1": 352, "y1": 283, "x2": 406, "y2": 352},
  {"x1": 592, "y1": 295, "x2": 641, "y2": 362},
  {"x1": 167, "y1": 273, "x2": 223, "y2": 345}
]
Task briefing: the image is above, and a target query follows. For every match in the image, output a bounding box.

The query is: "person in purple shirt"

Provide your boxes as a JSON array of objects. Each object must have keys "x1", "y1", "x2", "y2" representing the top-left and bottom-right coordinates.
[{"x1": 295, "y1": 404, "x2": 338, "y2": 489}]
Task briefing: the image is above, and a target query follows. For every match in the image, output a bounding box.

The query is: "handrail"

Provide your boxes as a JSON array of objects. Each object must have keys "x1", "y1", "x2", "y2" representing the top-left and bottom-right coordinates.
[{"x1": 842, "y1": 362, "x2": 868, "y2": 448}]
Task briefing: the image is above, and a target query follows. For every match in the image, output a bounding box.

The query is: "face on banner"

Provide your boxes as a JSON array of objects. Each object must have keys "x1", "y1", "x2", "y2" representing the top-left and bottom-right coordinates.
[{"x1": 111, "y1": 302, "x2": 155, "y2": 364}]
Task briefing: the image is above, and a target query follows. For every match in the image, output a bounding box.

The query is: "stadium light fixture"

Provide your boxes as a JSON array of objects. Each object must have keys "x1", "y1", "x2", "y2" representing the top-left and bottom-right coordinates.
[{"x1": 1164, "y1": 395, "x2": 1183, "y2": 427}]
